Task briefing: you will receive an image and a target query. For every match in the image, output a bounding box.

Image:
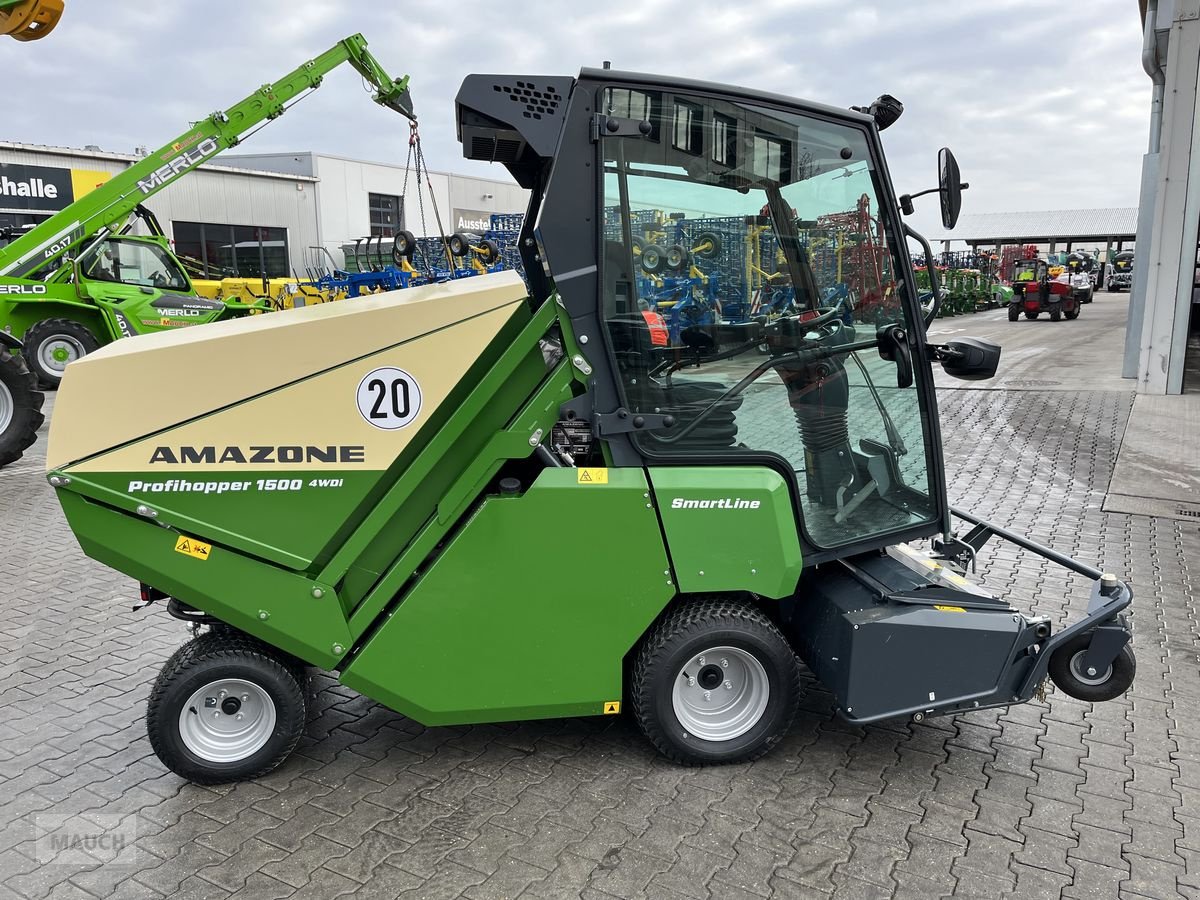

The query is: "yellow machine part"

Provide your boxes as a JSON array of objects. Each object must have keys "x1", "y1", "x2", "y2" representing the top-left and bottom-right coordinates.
[
  {"x1": 191, "y1": 277, "x2": 342, "y2": 308},
  {"x1": 0, "y1": 0, "x2": 64, "y2": 41}
]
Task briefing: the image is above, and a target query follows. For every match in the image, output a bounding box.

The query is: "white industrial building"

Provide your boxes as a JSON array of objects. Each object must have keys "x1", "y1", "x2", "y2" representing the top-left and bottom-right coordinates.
[{"x1": 0, "y1": 141, "x2": 526, "y2": 280}]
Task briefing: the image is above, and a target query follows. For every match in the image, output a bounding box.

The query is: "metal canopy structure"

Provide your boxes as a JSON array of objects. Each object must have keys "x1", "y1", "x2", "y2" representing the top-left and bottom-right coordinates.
[{"x1": 930, "y1": 208, "x2": 1138, "y2": 248}]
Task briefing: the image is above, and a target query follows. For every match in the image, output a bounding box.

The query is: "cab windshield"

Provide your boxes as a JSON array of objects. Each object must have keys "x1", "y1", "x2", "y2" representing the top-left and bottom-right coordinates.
[
  {"x1": 80, "y1": 238, "x2": 189, "y2": 291},
  {"x1": 600, "y1": 87, "x2": 937, "y2": 549}
]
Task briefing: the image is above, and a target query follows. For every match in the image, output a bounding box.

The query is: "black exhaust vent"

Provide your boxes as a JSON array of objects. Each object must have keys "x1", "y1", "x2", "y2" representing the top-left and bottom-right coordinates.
[
  {"x1": 456, "y1": 74, "x2": 574, "y2": 188},
  {"x1": 493, "y1": 81, "x2": 563, "y2": 121}
]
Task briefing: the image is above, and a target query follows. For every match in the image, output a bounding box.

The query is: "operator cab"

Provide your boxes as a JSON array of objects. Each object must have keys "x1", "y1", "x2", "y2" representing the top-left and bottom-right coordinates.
[
  {"x1": 458, "y1": 69, "x2": 980, "y2": 562},
  {"x1": 77, "y1": 236, "x2": 190, "y2": 292}
]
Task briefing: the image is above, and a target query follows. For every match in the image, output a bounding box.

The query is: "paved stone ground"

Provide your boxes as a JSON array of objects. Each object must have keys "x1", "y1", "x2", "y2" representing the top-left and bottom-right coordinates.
[{"x1": 1, "y1": 366, "x2": 1198, "y2": 898}]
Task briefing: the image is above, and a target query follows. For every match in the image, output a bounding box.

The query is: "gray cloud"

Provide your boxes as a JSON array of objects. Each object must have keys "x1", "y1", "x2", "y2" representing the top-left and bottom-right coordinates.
[{"x1": 5, "y1": 0, "x2": 1150, "y2": 235}]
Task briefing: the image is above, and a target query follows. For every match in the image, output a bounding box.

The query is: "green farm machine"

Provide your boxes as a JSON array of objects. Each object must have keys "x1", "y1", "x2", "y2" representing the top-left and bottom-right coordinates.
[
  {"x1": 49, "y1": 70, "x2": 1135, "y2": 782},
  {"x1": 0, "y1": 35, "x2": 414, "y2": 467}
]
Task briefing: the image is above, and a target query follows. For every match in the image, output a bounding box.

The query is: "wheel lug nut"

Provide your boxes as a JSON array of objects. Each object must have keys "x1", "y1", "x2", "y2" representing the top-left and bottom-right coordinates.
[
  {"x1": 236, "y1": 713, "x2": 243, "y2": 720},
  {"x1": 724, "y1": 680, "x2": 732, "y2": 690},
  {"x1": 703, "y1": 690, "x2": 711, "y2": 701},
  {"x1": 688, "y1": 677, "x2": 696, "y2": 687},
  {"x1": 721, "y1": 658, "x2": 728, "y2": 668},
  {"x1": 241, "y1": 695, "x2": 248, "y2": 702}
]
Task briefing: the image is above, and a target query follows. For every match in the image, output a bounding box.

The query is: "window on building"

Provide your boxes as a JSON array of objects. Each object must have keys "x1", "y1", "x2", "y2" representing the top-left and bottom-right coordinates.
[
  {"x1": 171, "y1": 221, "x2": 289, "y2": 278},
  {"x1": 368, "y1": 193, "x2": 403, "y2": 237}
]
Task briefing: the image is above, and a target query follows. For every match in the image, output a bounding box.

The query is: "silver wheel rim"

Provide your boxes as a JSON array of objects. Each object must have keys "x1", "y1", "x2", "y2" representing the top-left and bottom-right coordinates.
[
  {"x1": 1069, "y1": 650, "x2": 1112, "y2": 686},
  {"x1": 0, "y1": 378, "x2": 12, "y2": 434},
  {"x1": 671, "y1": 646, "x2": 770, "y2": 742},
  {"x1": 178, "y1": 678, "x2": 276, "y2": 763},
  {"x1": 37, "y1": 334, "x2": 85, "y2": 375}
]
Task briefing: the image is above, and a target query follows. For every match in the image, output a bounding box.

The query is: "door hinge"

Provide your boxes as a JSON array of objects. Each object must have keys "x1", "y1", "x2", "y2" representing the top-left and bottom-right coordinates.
[
  {"x1": 591, "y1": 114, "x2": 653, "y2": 142},
  {"x1": 594, "y1": 407, "x2": 676, "y2": 436}
]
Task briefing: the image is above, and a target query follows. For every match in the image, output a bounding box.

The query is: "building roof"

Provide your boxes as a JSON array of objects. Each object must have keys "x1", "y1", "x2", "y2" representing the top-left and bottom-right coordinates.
[
  {"x1": 0, "y1": 141, "x2": 319, "y2": 182},
  {"x1": 930, "y1": 208, "x2": 1138, "y2": 244}
]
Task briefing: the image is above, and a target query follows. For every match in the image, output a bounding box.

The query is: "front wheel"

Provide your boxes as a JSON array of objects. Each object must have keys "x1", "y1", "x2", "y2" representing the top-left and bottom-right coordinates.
[
  {"x1": 1048, "y1": 632, "x2": 1135, "y2": 702},
  {"x1": 1065, "y1": 308, "x2": 1080, "y2": 320},
  {"x1": 1007, "y1": 305, "x2": 1020, "y2": 322},
  {"x1": 631, "y1": 599, "x2": 800, "y2": 765},
  {"x1": 0, "y1": 349, "x2": 44, "y2": 468},
  {"x1": 1050, "y1": 309, "x2": 1062, "y2": 322},
  {"x1": 147, "y1": 632, "x2": 307, "y2": 784},
  {"x1": 23, "y1": 318, "x2": 100, "y2": 388}
]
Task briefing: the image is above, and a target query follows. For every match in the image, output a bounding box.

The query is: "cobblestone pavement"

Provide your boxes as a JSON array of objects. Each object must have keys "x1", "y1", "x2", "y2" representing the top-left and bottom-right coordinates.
[{"x1": 1, "y1": 378, "x2": 1197, "y2": 900}]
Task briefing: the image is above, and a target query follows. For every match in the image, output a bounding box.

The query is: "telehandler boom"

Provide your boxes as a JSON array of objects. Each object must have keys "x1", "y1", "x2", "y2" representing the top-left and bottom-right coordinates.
[
  {"x1": 49, "y1": 67, "x2": 1134, "y2": 783},
  {"x1": 0, "y1": 34, "x2": 413, "y2": 467}
]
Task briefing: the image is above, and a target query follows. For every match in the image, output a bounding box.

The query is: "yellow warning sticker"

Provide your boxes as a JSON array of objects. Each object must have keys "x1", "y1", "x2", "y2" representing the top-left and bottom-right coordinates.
[
  {"x1": 577, "y1": 468, "x2": 609, "y2": 485},
  {"x1": 934, "y1": 605, "x2": 966, "y2": 613},
  {"x1": 603, "y1": 701, "x2": 621, "y2": 715},
  {"x1": 174, "y1": 535, "x2": 212, "y2": 561}
]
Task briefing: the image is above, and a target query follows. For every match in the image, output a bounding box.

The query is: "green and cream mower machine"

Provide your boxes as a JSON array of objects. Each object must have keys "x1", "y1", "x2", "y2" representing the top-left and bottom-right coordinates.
[
  {"x1": 0, "y1": 34, "x2": 414, "y2": 467},
  {"x1": 48, "y1": 70, "x2": 1135, "y2": 782}
]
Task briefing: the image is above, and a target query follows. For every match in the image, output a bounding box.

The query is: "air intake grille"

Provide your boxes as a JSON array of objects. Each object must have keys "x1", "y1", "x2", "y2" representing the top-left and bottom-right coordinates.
[{"x1": 494, "y1": 81, "x2": 563, "y2": 120}]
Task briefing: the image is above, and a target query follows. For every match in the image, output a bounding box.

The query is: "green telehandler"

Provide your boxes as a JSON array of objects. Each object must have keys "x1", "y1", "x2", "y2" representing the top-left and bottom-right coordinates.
[
  {"x1": 49, "y1": 69, "x2": 1134, "y2": 783},
  {"x1": 0, "y1": 34, "x2": 414, "y2": 467}
]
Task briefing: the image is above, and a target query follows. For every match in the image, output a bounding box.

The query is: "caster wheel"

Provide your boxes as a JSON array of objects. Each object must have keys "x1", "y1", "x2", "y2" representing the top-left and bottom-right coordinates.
[{"x1": 1048, "y1": 633, "x2": 1135, "y2": 702}]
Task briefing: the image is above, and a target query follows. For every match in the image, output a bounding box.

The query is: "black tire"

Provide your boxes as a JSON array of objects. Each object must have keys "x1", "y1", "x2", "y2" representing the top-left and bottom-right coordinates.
[
  {"x1": 631, "y1": 598, "x2": 800, "y2": 765},
  {"x1": 0, "y1": 348, "x2": 44, "y2": 468},
  {"x1": 447, "y1": 232, "x2": 470, "y2": 257},
  {"x1": 1106, "y1": 282, "x2": 1117, "y2": 293},
  {"x1": 392, "y1": 230, "x2": 416, "y2": 265},
  {"x1": 1050, "y1": 309, "x2": 1062, "y2": 322},
  {"x1": 1024, "y1": 311, "x2": 1038, "y2": 320},
  {"x1": 693, "y1": 232, "x2": 722, "y2": 260},
  {"x1": 23, "y1": 318, "x2": 100, "y2": 388},
  {"x1": 1007, "y1": 305, "x2": 1020, "y2": 322},
  {"x1": 664, "y1": 244, "x2": 689, "y2": 272},
  {"x1": 1048, "y1": 632, "x2": 1136, "y2": 702},
  {"x1": 641, "y1": 244, "x2": 667, "y2": 274},
  {"x1": 147, "y1": 631, "x2": 307, "y2": 784},
  {"x1": 479, "y1": 239, "x2": 500, "y2": 265},
  {"x1": 1065, "y1": 308, "x2": 1080, "y2": 320}
]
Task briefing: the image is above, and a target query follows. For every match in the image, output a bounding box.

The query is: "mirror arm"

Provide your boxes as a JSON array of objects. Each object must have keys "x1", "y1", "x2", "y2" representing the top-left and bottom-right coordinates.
[{"x1": 904, "y1": 223, "x2": 942, "y2": 326}]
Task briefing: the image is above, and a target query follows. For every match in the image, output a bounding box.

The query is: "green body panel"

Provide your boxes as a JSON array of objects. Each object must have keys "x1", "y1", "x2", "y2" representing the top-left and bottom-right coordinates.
[
  {"x1": 649, "y1": 467, "x2": 803, "y2": 598},
  {"x1": 341, "y1": 467, "x2": 675, "y2": 725},
  {"x1": 0, "y1": 285, "x2": 105, "y2": 340},
  {"x1": 58, "y1": 491, "x2": 351, "y2": 669},
  {"x1": 62, "y1": 471, "x2": 380, "y2": 571},
  {"x1": 318, "y1": 298, "x2": 559, "y2": 610}
]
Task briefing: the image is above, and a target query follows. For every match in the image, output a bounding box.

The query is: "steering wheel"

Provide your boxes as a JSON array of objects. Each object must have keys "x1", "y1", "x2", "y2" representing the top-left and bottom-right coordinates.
[{"x1": 149, "y1": 271, "x2": 168, "y2": 287}]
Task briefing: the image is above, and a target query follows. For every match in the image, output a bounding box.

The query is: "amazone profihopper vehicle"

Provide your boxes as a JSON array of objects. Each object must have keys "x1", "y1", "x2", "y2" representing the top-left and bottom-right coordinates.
[{"x1": 49, "y1": 70, "x2": 1134, "y2": 783}]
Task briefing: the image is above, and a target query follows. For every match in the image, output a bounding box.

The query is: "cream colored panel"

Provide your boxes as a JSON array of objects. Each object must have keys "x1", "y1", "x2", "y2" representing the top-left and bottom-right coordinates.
[
  {"x1": 48, "y1": 271, "x2": 528, "y2": 470},
  {"x1": 69, "y1": 302, "x2": 519, "y2": 473}
]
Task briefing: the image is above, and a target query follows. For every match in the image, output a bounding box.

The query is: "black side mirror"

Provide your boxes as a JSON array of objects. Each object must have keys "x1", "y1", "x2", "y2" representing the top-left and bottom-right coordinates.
[
  {"x1": 933, "y1": 337, "x2": 1000, "y2": 381},
  {"x1": 939, "y1": 148, "x2": 965, "y2": 230}
]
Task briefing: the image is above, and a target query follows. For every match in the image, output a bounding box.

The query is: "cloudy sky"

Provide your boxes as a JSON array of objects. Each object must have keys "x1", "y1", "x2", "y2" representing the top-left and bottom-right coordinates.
[{"x1": 7, "y1": 0, "x2": 1150, "y2": 234}]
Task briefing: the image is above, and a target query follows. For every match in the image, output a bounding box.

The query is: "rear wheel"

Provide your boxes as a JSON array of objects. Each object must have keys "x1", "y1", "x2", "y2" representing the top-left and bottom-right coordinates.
[
  {"x1": 631, "y1": 598, "x2": 799, "y2": 765},
  {"x1": 1007, "y1": 305, "x2": 1020, "y2": 322},
  {"x1": 1048, "y1": 632, "x2": 1135, "y2": 702},
  {"x1": 23, "y1": 318, "x2": 100, "y2": 388},
  {"x1": 0, "y1": 348, "x2": 44, "y2": 467},
  {"x1": 1065, "y1": 308, "x2": 1080, "y2": 320},
  {"x1": 147, "y1": 631, "x2": 307, "y2": 784}
]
